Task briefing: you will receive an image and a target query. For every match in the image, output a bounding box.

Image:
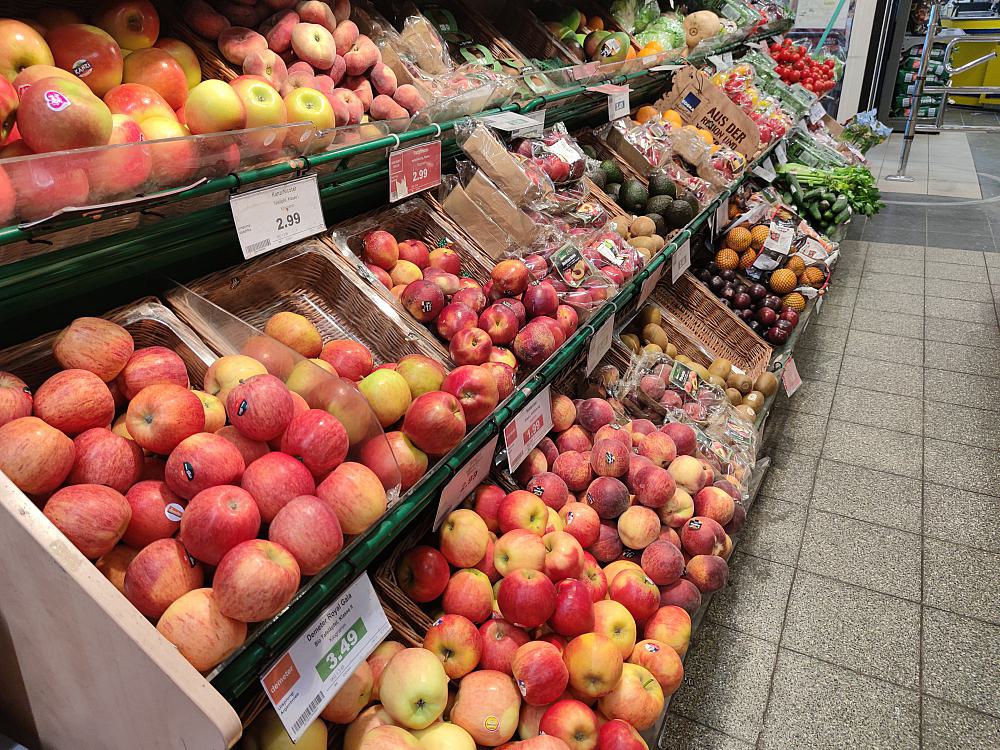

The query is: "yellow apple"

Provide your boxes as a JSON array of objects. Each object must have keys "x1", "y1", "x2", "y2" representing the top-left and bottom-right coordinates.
[
  {"x1": 413, "y1": 722, "x2": 476, "y2": 750},
  {"x1": 192, "y1": 389, "x2": 226, "y2": 432},
  {"x1": 203, "y1": 354, "x2": 267, "y2": 402}
]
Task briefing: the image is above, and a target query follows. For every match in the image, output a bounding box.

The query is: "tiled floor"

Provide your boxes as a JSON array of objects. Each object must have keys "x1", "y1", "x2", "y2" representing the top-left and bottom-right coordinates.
[
  {"x1": 658, "y1": 238, "x2": 1000, "y2": 749},
  {"x1": 867, "y1": 132, "x2": 981, "y2": 198}
]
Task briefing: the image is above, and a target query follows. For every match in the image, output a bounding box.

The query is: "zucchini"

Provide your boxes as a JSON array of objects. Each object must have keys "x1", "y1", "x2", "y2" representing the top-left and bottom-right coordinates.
[
  {"x1": 831, "y1": 197, "x2": 849, "y2": 213},
  {"x1": 803, "y1": 188, "x2": 824, "y2": 201},
  {"x1": 833, "y1": 206, "x2": 852, "y2": 224},
  {"x1": 808, "y1": 203, "x2": 822, "y2": 221},
  {"x1": 822, "y1": 191, "x2": 836, "y2": 203}
]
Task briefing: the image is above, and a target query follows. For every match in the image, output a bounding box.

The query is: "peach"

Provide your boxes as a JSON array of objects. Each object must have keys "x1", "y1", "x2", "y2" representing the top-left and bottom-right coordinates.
[
  {"x1": 626, "y1": 454, "x2": 653, "y2": 494},
  {"x1": 657, "y1": 486, "x2": 693, "y2": 528},
  {"x1": 644, "y1": 605, "x2": 691, "y2": 657},
  {"x1": 693, "y1": 486, "x2": 735, "y2": 525},
  {"x1": 292, "y1": 23, "x2": 336, "y2": 70},
  {"x1": 537, "y1": 436, "x2": 558, "y2": 468},
  {"x1": 638, "y1": 432, "x2": 676, "y2": 468},
  {"x1": 680, "y1": 516, "x2": 725, "y2": 557},
  {"x1": 593, "y1": 423, "x2": 631, "y2": 449},
  {"x1": 333, "y1": 19, "x2": 359, "y2": 56},
  {"x1": 525, "y1": 471, "x2": 569, "y2": 511},
  {"x1": 514, "y1": 448, "x2": 548, "y2": 486},
  {"x1": 662, "y1": 422, "x2": 696, "y2": 456},
  {"x1": 243, "y1": 49, "x2": 288, "y2": 89},
  {"x1": 262, "y1": 9, "x2": 299, "y2": 53},
  {"x1": 156, "y1": 588, "x2": 246, "y2": 672},
  {"x1": 588, "y1": 520, "x2": 623, "y2": 563},
  {"x1": 344, "y1": 34, "x2": 379, "y2": 76},
  {"x1": 584, "y1": 476, "x2": 629, "y2": 520},
  {"x1": 183, "y1": 0, "x2": 231, "y2": 40},
  {"x1": 550, "y1": 394, "x2": 577, "y2": 432},
  {"x1": 552, "y1": 450, "x2": 593, "y2": 493},
  {"x1": 489, "y1": 257, "x2": 527, "y2": 298},
  {"x1": 684, "y1": 553, "x2": 728, "y2": 593},
  {"x1": 370, "y1": 93, "x2": 408, "y2": 121},
  {"x1": 344, "y1": 75, "x2": 373, "y2": 108},
  {"x1": 392, "y1": 83, "x2": 426, "y2": 115},
  {"x1": 668, "y1": 454, "x2": 707, "y2": 494},
  {"x1": 218, "y1": 26, "x2": 267, "y2": 66},
  {"x1": 640, "y1": 540, "x2": 683, "y2": 586},
  {"x1": 590, "y1": 439, "x2": 629, "y2": 479},
  {"x1": 725, "y1": 501, "x2": 747, "y2": 536},
  {"x1": 633, "y1": 465, "x2": 675, "y2": 509},
  {"x1": 370, "y1": 62, "x2": 397, "y2": 96},
  {"x1": 659, "y1": 578, "x2": 701, "y2": 616},
  {"x1": 576, "y1": 398, "x2": 615, "y2": 433},
  {"x1": 616, "y1": 506, "x2": 660, "y2": 549}
]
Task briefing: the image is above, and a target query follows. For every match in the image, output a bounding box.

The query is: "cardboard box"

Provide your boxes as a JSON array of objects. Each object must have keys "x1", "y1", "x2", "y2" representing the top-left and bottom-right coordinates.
[
  {"x1": 657, "y1": 66, "x2": 761, "y2": 157},
  {"x1": 440, "y1": 182, "x2": 513, "y2": 260},
  {"x1": 465, "y1": 170, "x2": 540, "y2": 250}
]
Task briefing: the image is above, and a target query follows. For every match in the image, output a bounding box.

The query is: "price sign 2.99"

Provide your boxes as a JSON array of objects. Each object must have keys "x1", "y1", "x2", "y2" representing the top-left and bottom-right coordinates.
[{"x1": 389, "y1": 141, "x2": 442, "y2": 202}]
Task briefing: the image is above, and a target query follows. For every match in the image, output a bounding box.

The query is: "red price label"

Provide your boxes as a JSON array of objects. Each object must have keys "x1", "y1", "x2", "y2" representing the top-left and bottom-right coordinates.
[
  {"x1": 523, "y1": 415, "x2": 545, "y2": 444},
  {"x1": 388, "y1": 141, "x2": 441, "y2": 202},
  {"x1": 782, "y1": 357, "x2": 802, "y2": 396}
]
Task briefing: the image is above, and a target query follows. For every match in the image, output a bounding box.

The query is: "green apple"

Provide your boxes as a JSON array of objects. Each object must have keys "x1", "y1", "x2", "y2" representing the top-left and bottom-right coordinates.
[
  {"x1": 230, "y1": 76, "x2": 286, "y2": 129},
  {"x1": 0, "y1": 19, "x2": 54, "y2": 82},
  {"x1": 378, "y1": 648, "x2": 449, "y2": 730},
  {"x1": 283, "y1": 86, "x2": 335, "y2": 130},
  {"x1": 185, "y1": 79, "x2": 246, "y2": 134}
]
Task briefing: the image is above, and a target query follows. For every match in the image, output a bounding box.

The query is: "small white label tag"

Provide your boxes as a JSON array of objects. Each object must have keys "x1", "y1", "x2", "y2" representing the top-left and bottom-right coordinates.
[
  {"x1": 434, "y1": 435, "x2": 500, "y2": 530},
  {"x1": 638, "y1": 265, "x2": 663, "y2": 305},
  {"x1": 480, "y1": 111, "x2": 545, "y2": 138},
  {"x1": 260, "y1": 573, "x2": 391, "y2": 742},
  {"x1": 586, "y1": 315, "x2": 615, "y2": 375},
  {"x1": 775, "y1": 140, "x2": 788, "y2": 164},
  {"x1": 230, "y1": 173, "x2": 326, "y2": 259},
  {"x1": 503, "y1": 385, "x2": 553, "y2": 473},
  {"x1": 715, "y1": 198, "x2": 730, "y2": 235},
  {"x1": 753, "y1": 157, "x2": 777, "y2": 183},
  {"x1": 809, "y1": 101, "x2": 826, "y2": 124},
  {"x1": 782, "y1": 357, "x2": 802, "y2": 395},
  {"x1": 671, "y1": 238, "x2": 691, "y2": 283}
]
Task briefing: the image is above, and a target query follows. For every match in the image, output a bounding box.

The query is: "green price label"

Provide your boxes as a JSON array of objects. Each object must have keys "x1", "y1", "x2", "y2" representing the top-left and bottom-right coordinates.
[{"x1": 315, "y1": 618, "x2": 366, "y2": 681}]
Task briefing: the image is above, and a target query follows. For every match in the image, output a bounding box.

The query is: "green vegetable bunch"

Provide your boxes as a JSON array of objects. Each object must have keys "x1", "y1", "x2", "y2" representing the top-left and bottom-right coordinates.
[{"x1": 777, "y1": 162, "x2": 884, "y2": 217}]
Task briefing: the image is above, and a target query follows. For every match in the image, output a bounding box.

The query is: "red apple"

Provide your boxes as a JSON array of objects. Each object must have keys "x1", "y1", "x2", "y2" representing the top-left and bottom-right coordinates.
[
  {"x1": 95, "y1": 0, "x2": 160, "y2": 50},
  {"x1": 492, "y1": 259, "x2": 530, "y2": 297},
  {"x1": 213, "y1": 539, "x2": 301, "y2": 622},
  {"x1": 396, "y1": 545, "x2": 449, "y2": 603},
  {"x1": 33, "y1": 369, "x2": 115, "y2": 437},
  {"x1": 558, "y1": 501, "x2": 600, "y2": 548},
  {"x1": 542, "y1": 530, "x2": 585, "y2": 581},
  {"x1": 362, "y1": 230, "x2": 398, "y2": 270},
  {"x1": 428, "y1": 245, "x2": 461, "y2": 274},
  {"x1": 316, "y1": 461, "x2": 387, "y2": 535},
  {"x1": 268, "y1": 495, "x2": 343, "y2": 576},
  {"x1": 441, "y1": 365, "x2": 499, "y2": 427},
  {"x1": 122, "y1": 479, "x2": 184, "y2": 548},
  {"x1": 423, "y1": 614, "x2": 483, "y2": 679},
  {"x1": 512, "y1": 641, "x2": 568, "y2": 706},
  {"x1": 0, "y1": 371, "x2": 32, "y2": 428},
  {"x1": 497, "y1": 568, "x2": 556, "y2": 628},
  {"x1": 523, "y1": 282, "x2": 559, "y2": 318},
  {"x1": 538, "y1": 699, "x2": 598, "y2": 750},
  {"x1": 53, "y1": 314, "x2": 131, "y2": 380},
  {"x1": 241, "y1": 451, "x2": 316, "y2": 522},
  {"x1": 478, "y1": 618, "x2": 530, "y2": 674},
  {"x1": 400, "y1": 279, "x2": 445, "y2": 323},
  {"x1": 402, "y1": 391, "x2": 466, "y2": 457},
  {"x1": 178, "y1": 484, "x2": 261, "y2": 566},
  {"x1": 47, "y1": 24, "x2": 124, "y2": 97},
  {"x1": 87, "y1": 112, "x2": 153, "y2": 201},
  {"x1": 126, "y1": 383, "x2": 205, "y2": 455},
  {"x1": 449, "y1": 327, "x2": 492, "y2": 366},
  {"x1": 163, "y1": 432, "x2": 246, "y2": 500},
  {"x1": 66, "y1": 426, "x2": 142, "y2": 493},
  {"x1": 42, "y1": 484, "x2": 130, "y2": 559},
  {"x1": 124, "y1": 538, "x2": 204, "y2": 619},
  {"x1": 597, "y1": 718, "x2": 647, "y2": 749},
  {"x1": 226, "y1": 373, "x2": 294, "y2": 442},
  {"x1": 155, "y1": 588, "x2": 246, "y2": 672},
  {"x1": 0, "y1": 416, "x2": 75, "y2": 495},
  {"x1": 279, "y1": 408, "x2": 349, "y2": 477},
  {"x1": 549, "y1": 578, "x2": 596, "y2": 637},
  {"x1": 122, "y1": 47, "x2": 187, "y2": 109},
  {"x1": 442, "y1": 568, "x2": 494, "y2": 624},
  {"x1": 479, "y1": 304, "x2": 519, "y2": 346}
]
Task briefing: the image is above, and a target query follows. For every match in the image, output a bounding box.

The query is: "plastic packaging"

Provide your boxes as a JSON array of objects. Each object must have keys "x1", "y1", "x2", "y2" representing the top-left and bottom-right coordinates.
[
  {"x1": 617, "y1": 349, "x2": 730, "y2": 427},
  {"x1": 453, "y1": 118, "x2": 555, "y2": 207}
]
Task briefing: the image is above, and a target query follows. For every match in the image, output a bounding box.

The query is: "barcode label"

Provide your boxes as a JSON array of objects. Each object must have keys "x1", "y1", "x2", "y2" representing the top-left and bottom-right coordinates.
[
  {"x1": 244, "y1": 237, "x2": 271, "y2": 256},
  {"x1": 292, "y1": 693, "x2": 324, "y2": 733}
]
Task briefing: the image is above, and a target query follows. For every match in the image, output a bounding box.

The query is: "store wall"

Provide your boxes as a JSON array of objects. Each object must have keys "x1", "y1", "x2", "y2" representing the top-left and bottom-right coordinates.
[{"x1": 837, "y1": 0, "x2": 880, "y2": 118}]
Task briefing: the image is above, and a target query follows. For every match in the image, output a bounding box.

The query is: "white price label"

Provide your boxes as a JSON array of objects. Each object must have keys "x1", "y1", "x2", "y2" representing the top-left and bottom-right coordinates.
[
  {"x1": 434, "y1": 435, "x2": 499, "y2": 530},
  {"x1": 671, "y1": 238, "x2": 691, "y2": 284},
  {"x1": 816, "y1": 295, "x2": 824, "y2": 314},
  {"x1": 230, "y1": 173, "x2": 326, "y2": 259},
  {"x1": 480, "y1": 111, "x2": 545, "y2": 138},
  {"x1": 715, "y1": 198, "x2": 730, "y2": 235},
  {"x1": 503, "y1": 385, "x2": 553, "y2": 473},
  {"x1": 638, "y1": 265, "x2": 663, "y2": 305},
  {"x1": 608, "y1": 90, "x2": 630, "y2": 121},
  {"x1": 782, "y1": 357, "x2": 802, "y2": 395},
  {"x1": 775, "y1": 140, "x2": 788, "y2": 165},
  {"x1": 586, "y1": 315, "x2": 615, "y2": 375},
  {"x1": 753, "y1": 157, "x2": 777, "y2": 183},
  {"x1": 261, "y1": 573, "x2": 391, "y2": 742},
  {"x1": 809, "y1": 101, "x2": 826, "y2": 124},
  {"x1": 650, "y1": 64, "x2": 683, "y2": 72}
]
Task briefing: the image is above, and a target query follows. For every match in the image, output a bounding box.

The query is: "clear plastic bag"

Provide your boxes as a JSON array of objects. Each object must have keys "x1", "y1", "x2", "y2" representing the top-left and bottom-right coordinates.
[{"x1": 618, "y1": 350, "x2": 730, "y2": 427}]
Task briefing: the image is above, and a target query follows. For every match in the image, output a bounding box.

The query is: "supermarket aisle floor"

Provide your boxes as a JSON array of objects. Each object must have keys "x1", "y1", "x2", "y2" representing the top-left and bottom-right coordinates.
[{"x1": 658, "y1": 239, "x2": 1000, "y2": 749}]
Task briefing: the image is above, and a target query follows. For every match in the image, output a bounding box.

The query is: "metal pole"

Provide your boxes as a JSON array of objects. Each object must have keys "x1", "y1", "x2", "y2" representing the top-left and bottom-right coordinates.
[{"x1": 886, "y1": 1, "x2": 941, "y2": 181}]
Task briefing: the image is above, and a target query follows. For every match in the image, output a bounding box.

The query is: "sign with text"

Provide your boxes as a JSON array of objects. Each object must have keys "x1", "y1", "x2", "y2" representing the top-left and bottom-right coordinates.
[
  {"x1": 639, "y1": 265, "x2": 664, "y2": 305},
  {"x1": 480, "y1": 111, "x2": 545, "y2": 138},
  {"x1": 503, "y1": 385, "x2": 553, "y2": 473},
  {"x1": 587, "y1": 83, "x2": 631, "y2": 122},
  {"x1": 388, "y1": 141, "x2": 442, "y2": 202},
  {"x1": 782, "y1": 357, "x2": 802, "y2": 396},
  {"x1": 671, "y1": 238, "x2": 691, "y2": 283},
  {"x1": 231, "y1": 173, "x2": 326, "y2": 259},
  {"x1": 586, "y1": 315, "x2": 615, "y2": 374},
  {"x1": 434, "y1": 435, "x2": 500, "y2": 530},
  {"x1": 261, "y1": 573, "x2": 391, "y2": 742}
]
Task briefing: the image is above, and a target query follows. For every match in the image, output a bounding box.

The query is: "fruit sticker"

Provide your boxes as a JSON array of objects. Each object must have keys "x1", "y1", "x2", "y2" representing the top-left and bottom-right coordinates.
[
  {"x1": 484, "y1": 716, "x2": 500, "y2": 732},
  {"x1": 71, "y1": 59, "x2": 93, "y2": 79},
  {"x1": 182, "y1": 461, "x2": 195, "y2": 482},
  {"x1": 164, "y1": 503, "x2": 185, "y2": 523},
  {"x1": 43, "y1": 90, "x2": 71, "y2": 112}
]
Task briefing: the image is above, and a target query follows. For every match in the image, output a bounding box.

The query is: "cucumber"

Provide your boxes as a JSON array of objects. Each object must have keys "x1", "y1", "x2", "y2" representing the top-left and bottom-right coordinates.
[
  {"x1": 833, "y1": 206, "x2": 852, "y2": 224},
  {"x1": 808, "y1": 203, "x2": 822, "y2": 221},
  {"x1": 831, "y1": 197, "x2": 849, "y2": 213},
  {"x1": 821, "y1": 191, "x2": 836, "y2": 203},
  {"x1": 823, "y1": 210, "x2": 834, "y2": 221},
  {"x1": 803, "y1": 188, "x2": 824, "y2": 201}
]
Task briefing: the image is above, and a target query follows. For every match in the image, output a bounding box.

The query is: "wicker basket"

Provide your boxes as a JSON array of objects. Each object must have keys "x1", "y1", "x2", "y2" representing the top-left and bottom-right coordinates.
[
  {"x1": 619, "y1": 301, "x2": 723, "y2": 372},
  {"x1": 651, "y1": 272, "x2": 772, "y2": 380},
  {"x1": 0, "y1": 297, "x2": 216, "y2": 389},
  {"x1": 165, "y1": 239, "x2": 453, "y2": 368},
  {"x1": 372, "y1": 515, "x2": 438, "y2": 637},
  {"x1": 489, "y1": 8, "x2": 582, "y2": 64}
]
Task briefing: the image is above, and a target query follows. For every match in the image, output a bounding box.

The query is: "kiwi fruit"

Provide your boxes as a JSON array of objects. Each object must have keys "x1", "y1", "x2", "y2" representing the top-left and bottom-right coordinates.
[
  {"x1": 665, "y1": 343, "x2": 677, "y2": 358},
  {"x1": 708, "y1": 358, "x2": 732, "y2": 380},
  {"x1": 675, "y1": 354, "x2": 691, "y2": 365},
  {"x1": 630, "y1": 216, "x2": 656, "y2": 237},
  {"x1": 708, "y1": 374, "x2": 727, "y2": 389},
  {"x1": 754, "y1": 371, "x2": 779, "y2": 397},
  {"x1": 610, "y1": 215, "x2": 632, "y2": 238},
  {"x1": 621, "y1": 333, "x2": 642, "y2": 353},
  {"x1": 727, "y1": 371, "x2": 752, "y2": 395},
  {"x1": 630, "y1": 236, "x2": 661, "y2": 253},
  {"x1": 725, "y1": 387, "x2": 742, "y2": 405},
  {"x1": 691, "y1": 363, "x2": 711, "y2": 381},
  {"x1": 743, "y1": 390, "x2": 766, "y2": 412},
  {"x1": 734, "y1": 404, "x2": 756, "y2": 422},
  {"x1": 642, "y1": 324, "x2": 669, "y2": 349},
  {"x1": 638, "y1": 305, "x2": 661, "y2": 326},
  {"x1": 642, "y1": 343, "x2": 663, "y2": 355}
]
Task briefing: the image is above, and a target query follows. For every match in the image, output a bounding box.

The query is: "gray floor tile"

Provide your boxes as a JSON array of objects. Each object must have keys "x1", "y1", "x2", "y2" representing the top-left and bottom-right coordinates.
[
  {"x1": 924, "y1": 317, "x2": 1000, "y2": 350},
  {"x1": 863, "y1": 256, "x2": 924, "y2": 277},
  {"x1": 925, "y1": 278, "x2": 994, "y2": 302},
  {"x1": 756, "y1": 450, "x2": 818, "y2": 504},
  {"x1": 925, "y1": 438, "x2": 1000, "y2": 497},
  {"x1": 859, "y1": 271, "x2": 925, "y2": 295},
  {"x1": 923, "y1": 537, "x2": 1000, "y2": 625},
  {"x1": 923, "y1": 483, "x2": 1000, "y2": 552},
  {"x1": 838, "y1": 356, "x2": 924, "y2": 398},
  {"x1": 797, "y1": 322, "x2": 848, "y2": 355},
  {"x1": 822, "y1": 284, "x2": 859, "y2": 309},
  {"x1": 845, "y1": 329, "x2": 924, "y2": 366},
  {"x1": 739, "y1": 495, "x2": 808, "y2": 565},
  {"x1": 925, "y1": 261, "x2": 990, "y2": 283},
  {"x1": 781, "y1": 572, "x2": 920, "y2": 687},
  {"x1": 670, "y1": 621, "x2": 776, "y2": 743},
  {"x1": 925, "y1": 368, "x2": 1000, "y2": 412},
  {"x1": 658, "y1": 713, "x2": 754, "y2": 750},
  {"x1": 865, "y1": 242, "x2": 925, "y2": 260},
  {"x1": 855, "y1": 288, "x2": 924, "y2": 315},
  {"x1": 811, "y1": 459, "x2": 923, "y2": 534},
  {"x1": 925, "y1": 339, "x2": 1000, "y2": 376},
  {"x1": 921, "y1": 696, "x2": 1000, "y2": 750},
  {"x1": 790, "y1": 347, "x2": 842, "y2": 383},
  {"x1": 758, "y1": 649, "x2": 919, "y2": 750},
  {"x1": 773, "y1": 377, "x2": 835, "y2": 417},
  {"x1": 924, "y1": 400, "x2": 1000, "y2": 451},
  {"x1": 832, "y1": 267, "x2": 862, "y2": 288},
  {"x1": 926, "y1": 231, "x2": 996, "y2": 253},
  {"x1": 849, "y1": 308, "x2": 923, "y2": 339},
  {"x1": 706, "y1": 553, "x2": 794, "y2": 644},
  {"x1": 923, "y1": 608, "x2": 1000, "y2": 715},
  {"x1": 822, "y1": 419, "x2": 923, "y2": 478},
  {"x1": 865, "y1": 225, "x2": 927, "y2": 248},
  {"x1": 924, "y1": 296, "x2": 997, "y2": 324},
  {"x1": 797, "y1": 510, "x2": 922, "y2": 600},
  {"x1": 925, "y1": 246, "x2": 986, "y2": 266},
  {"x1": 812, "y1": 301, "x2": 854, "y2": 328},
  {"x1": 989, "y1": 264, "x2": 1000, "y2": 285},
  {"x1": 762, "y1": 409, "x2": 828, "y2": 457},
  {"x1": 830, "y1": 385, "x2": 923, "y2": 437}
]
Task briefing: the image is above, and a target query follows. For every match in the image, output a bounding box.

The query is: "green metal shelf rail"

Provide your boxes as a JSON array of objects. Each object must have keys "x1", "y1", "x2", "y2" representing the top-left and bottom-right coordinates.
[{"x1": 211, "y1": 136, "x2": 781, "y2": 710}]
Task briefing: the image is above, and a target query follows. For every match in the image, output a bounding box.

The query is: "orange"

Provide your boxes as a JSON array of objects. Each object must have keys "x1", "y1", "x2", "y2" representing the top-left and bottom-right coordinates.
[
  {"x1": 697, "y1": 128, "x2": 714, "y2": 145},
  {"x1": 715, "y1": 248, "x2": 739, "y2": 270},
  {"x1": 786, "y1": 256, "x2": 806, "y2": 277},
  {"x1": 739, "y1": 249, "x2": 757, "y2": 269},
  {"x1": 626, "y1": 46, "x2": 637, "y2": 59},
  {"x1": 749, "y1": 224, "x2": 769, "y2": 250},
  {"x1": 663, "y1": 109, "x2": 683, "y2": 128},
  {"x1": 801, "y1": 266, "x2": 825, "y2": 288},
  {"x1": 639, "y1": 41, "x2": 664, "y2": 57},
  {"x1": 769, "y1": 268, "x2": 798, "y2": 294},
  {"x1": 725, "y1": 226, "x2": 752, "y2": 252},
  {"x1": 635, "y1": 105, "x2": 659, "y2": 124},
  {"x1": 782, "y1": 292, "x2": 806, "y2": 311}
]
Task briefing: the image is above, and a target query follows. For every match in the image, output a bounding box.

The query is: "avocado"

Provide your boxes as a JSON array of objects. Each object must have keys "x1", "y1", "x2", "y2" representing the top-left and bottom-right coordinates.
[
  {"x1": 582, "y1": 144, "x2": 598, "y2": 159},
  {"x1": 665, "y1": 199, "x2": 695, "y2": 229},
  {"x1": 645, "y1": 213, "x2": 666, "y2": 235},
  {"x1": 600, "y1": 159, "x2": 624, "y2": 184},
  {"x1": 619, "y1": 178, "x2": 649, "y2": 213},
  {"x1": 648, "y1": 173, "x2": 677, "y2": 198},
  {"x1": 589, "y1": 168, "x2": 607, "y2": 190},
  {"x1": 596, "y1": 31, "x2": 630, "y2": 63},
  {"x1": 645, "y1": 194, "x2": 674, "y2": 217},
  {"x1": 583, "y1": 30, "x2": 611, "y2": 60},
  {"x1": 679, "y1": 190, "x2": 700, "y2": 213},
  {"x1": 606, "y1": 182, "x2": 622, "y2": 201}
]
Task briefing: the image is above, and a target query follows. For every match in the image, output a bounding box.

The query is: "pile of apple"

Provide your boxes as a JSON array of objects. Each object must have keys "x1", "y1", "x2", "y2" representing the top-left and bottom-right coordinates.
[
  {"x1": 184, "y1": 0, "x2": 427, "y2": 123},
  {"x1": 360, "y1": 230, "x2": 581, "y2": 373}
]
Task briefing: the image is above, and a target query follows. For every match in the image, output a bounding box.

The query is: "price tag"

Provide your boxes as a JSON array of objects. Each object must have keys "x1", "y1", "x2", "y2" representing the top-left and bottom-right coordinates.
[
  {"x1": 775, "y1": 140, "x2": 787, "y2": 165},
  {"x1": 261, "y1": 573, "x2": 391, "y2": 742},
  {"x1": 434, "y1": 435, "x2": 499, "y2": 530},
  {"x1": 715, "y1": 198, "x2": 730, "y2": 235},
  {"x1": 587, "y1": 84, "x2": 631, "y2": 121},
  {"x1": 586, "y1": 315, "x2": 615, "y2": 374},
  {"x1": 753, "y1": 157, "x2": 777, "y2": 183},
  {"x1": 503, "y1": 385, "x2": 553, "y2": 473},
  {"x1": 782, "y1": 357, "x2": 802, "y2": 396},
  {"x1": 480, "y1": 111, "x2": 545, "y2": 138},
  {"x1": 388, "y1": 141, "x2": 441, "y2": 202},
  {"x1": 809, "y1": 101, "x2": 826, "y2": 124},
  {"x1": 650, "y1": 64, "x2": 683, "y2": 72},
  {"x1": 230, "y1": 173, "x2": 326, "y2": 259},
  {"x1": 638, "y1": 265, "x2": 663, "y2": 305},
  {"x1": 671, "y1": 238, "x2": 691, "y2": 284}
]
